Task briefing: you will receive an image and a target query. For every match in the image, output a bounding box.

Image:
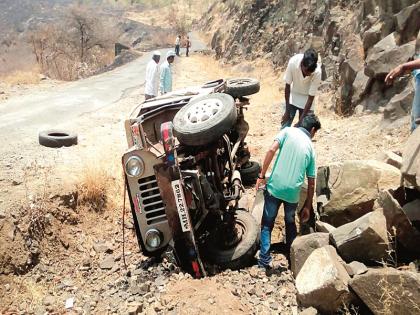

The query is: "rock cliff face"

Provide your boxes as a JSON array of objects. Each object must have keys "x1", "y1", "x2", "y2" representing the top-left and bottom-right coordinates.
[{"x1": 201, "y1": 0, "x2": 420, "y2": 116}]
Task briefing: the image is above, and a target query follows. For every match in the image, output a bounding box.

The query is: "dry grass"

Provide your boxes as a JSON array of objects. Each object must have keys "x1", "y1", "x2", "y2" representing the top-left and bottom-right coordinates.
[
  {"x1": 1, "y1": 67, "x2": 41, "y2": 86},
  {"x1": 76, "y1": 155, "x2": 124, "y2": 212}
]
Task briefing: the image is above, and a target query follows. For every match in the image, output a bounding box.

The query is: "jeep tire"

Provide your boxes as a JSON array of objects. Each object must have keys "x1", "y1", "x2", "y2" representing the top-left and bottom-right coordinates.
[
  {"x1": 240, "y1": 161, "x2": 261, "y2": 185},
  {"x1": 205, "y1": 210, "x2": 259, "y2": 270},
  {"x1": 225, "y1": 78, "x2": 260, "y2": 98},
  {"x1": 173, "y1": 93, "x2": 237, "y2": 146}
]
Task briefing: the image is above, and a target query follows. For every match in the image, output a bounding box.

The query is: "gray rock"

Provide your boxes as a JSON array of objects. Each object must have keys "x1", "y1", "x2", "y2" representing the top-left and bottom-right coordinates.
[
  {"x1": 366, "y1": 39, "x2": 415, "y2": 78},
  {"x1": 403, "y1": 199, "x2": 420, "y2": 222},
  {"x1": 345, "y1": 261, "x2": 368, "y2": 277},
  {"x1": 290, "y1": 233, "x2": 330, "y2": 277},
  {"x1": 99, "y1": 255, "x2": 115, "y2": 270},
  {"x1": 383, "y1": 86, "x2": 414, "y2": 122},
  {"x1": 395, "y1": 2, "x2": 420, "y2": 43},
  {"x1": 127, "y1": 303, "x2": 143, "y2": 315},
  {"x1": 350, "y1": 268, "x2": 420, "y2": 315},
  {"x1": 93, "y1": 241, "x2": 113, "y2": 254},
  {"x1": 296, "y1": 245, "x2": 352, "y2": 313},
  {"x1": 315, "y1": 221, "x2": 336, "y2": 233},
  {"x1": 401, "y1": 127, "x2": 420, "y2": 191},
  {"x1": 317, "y1": 160, "x2": 401, "y2": 226},
  {"x1": 377, "y1": 191, "x2": 420, "y2": 255},
  {"x1": 330, "y1": 210, "x2": 389, "y2": 263},
  {"x1": 43, "y1": 295, "x2": 55, "y2": 306},
  {"x1": 299, "y1": 307, "x2": 318, "y2": 315},
  {"x1": 378, "y1": 150, "x2": 403, "y2": 170}
]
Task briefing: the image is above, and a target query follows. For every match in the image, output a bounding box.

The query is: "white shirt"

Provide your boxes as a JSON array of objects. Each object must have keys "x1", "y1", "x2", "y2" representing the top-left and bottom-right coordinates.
[
  {"x1": 145, "y1": 59, "x2": 159, "y2": 96},
  {"x1": 175, "y1": 37, "x2": 180, "y2": 45},
  {"x1": 284, "y1": 54, "x2": 322, "y2": 109}
]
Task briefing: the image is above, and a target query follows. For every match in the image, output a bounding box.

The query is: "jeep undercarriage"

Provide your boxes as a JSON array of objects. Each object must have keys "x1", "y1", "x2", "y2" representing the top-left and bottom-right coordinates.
[{"x1": 123, "y1": 78, "x2": 261, "y2": 276}]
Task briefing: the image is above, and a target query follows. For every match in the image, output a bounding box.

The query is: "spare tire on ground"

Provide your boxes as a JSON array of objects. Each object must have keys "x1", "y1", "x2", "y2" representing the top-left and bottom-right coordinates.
[
  {"x1": 38, "y1": 130, "x2": 78, "y2": 148},
  {"x1": 173, "y1": 93, "x2": 237, "y2": 146},
  {"x1": 225, "y1": 78, "x2": 260, "y2": 98}
]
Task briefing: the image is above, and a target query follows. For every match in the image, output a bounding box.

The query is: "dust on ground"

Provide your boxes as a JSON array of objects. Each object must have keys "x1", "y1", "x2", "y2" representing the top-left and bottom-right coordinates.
[{"x1": 0, "y1": 48, "x2": 411, "y2": 313}]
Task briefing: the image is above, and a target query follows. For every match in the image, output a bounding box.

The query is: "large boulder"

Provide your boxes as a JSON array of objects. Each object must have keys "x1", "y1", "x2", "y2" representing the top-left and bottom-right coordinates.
[
  {"x1": 401, "y1": 127, "x2": 420, "y2": 191},
  {"x1": 395, "y1": 2, "x2": 420, "y2": 44},
  {"x1": 383, "y1": 85, "x2": 414, "y2": 122},
  {"x1": 403, "y1": 199, "x2": 420, "y2": 223},
  {"x1": 290, "y1": 233, "x2": 330, "y2": 277},
  {"x1": 350, "y1": 268, "x2": 420, "y2": 315},
  {"x1": 317, "y1": 160, "x2": 401, "y2": 226},
  {"x1": 376, "y1": 191, "x2": 420, "y2": 255},
  {"x1": 351, "y1": 70, "x2": 371, "y2": 106},
  {"x1": 330, "y1": 210, "x2": 390, "y2": 263},
  {"x1": 296, "y1": 245, "x2": 353, "y2": 313},
  {"x1": 366, "y1": 42, "x2": 415, "y2": 78}
]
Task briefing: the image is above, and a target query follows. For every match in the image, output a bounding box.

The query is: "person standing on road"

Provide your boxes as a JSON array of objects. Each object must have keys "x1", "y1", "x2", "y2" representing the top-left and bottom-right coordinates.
[
  {"x1": 281, "y1": 49, "x2": 322, "y2": 128},
  {"x1": 256, "y1": 114, "x2": 321, "y2": 269},
  {"x1": 160, "y1": 51, "x2": 176, "y2": 95},
  {"x1": 185, "y1": 35, "x2": 191, "y2": 57},
  {"x1": 144, "y1": 51, "x2": 161, "y2": 100},
  {"x1": 175, "y1": 35, "x2": 181, "y2": 56},
  {"x1": 385, "y1": 33, "x2": 420, "y2": 132}
]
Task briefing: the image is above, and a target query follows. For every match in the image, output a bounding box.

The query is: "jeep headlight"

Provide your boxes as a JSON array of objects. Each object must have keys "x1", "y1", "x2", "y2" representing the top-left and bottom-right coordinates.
[
  {"x1": 125, "y1": 156, "x2": 145, "y2": 177},
  {"x1": 145, "y1": 229, "x2": 162, "y2": 249}
]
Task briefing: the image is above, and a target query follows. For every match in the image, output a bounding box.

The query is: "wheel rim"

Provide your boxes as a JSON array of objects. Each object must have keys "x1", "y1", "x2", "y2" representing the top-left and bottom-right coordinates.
[
  {"x1": 228, "y1": 78, "x2": 253, "y2": 86},
  {"x1": 219, "y1": 219, "x2": 245, "y2": 249},
  {"x1": 185, "y1": 98, "x2": 222, "y2": 124}
]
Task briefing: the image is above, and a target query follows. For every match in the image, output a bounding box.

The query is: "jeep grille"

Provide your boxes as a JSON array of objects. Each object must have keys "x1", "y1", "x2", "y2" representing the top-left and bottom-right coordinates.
[{"x1": 138, "y1": 175, "x2": 167, "y2": 225}]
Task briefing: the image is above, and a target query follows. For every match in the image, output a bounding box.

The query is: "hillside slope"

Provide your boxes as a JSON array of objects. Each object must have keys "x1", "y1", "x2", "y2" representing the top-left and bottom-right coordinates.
[{"x1": 201, "y1": 0, "x2": 420, "y2": 117}]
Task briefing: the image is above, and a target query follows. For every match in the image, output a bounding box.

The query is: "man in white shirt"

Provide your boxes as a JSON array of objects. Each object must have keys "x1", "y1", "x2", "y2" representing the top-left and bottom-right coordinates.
[
  {"x1": 282, "y1": 49, "x2": 322, "y2": 128},
  {"x1": 144, "y1": 51, "x2": 161, "y2": 100},
  {"x1": 175, "y1": 35, "x2": 181, "y2": 56}
]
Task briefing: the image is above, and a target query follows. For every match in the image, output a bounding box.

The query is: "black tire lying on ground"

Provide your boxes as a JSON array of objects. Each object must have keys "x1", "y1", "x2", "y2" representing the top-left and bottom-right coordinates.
[
  {"x1": 38, "y1": 130, "x2": 78, "y2": 148},
  {"x1": 225, "y1": 78, "x2": 260, "y2": 98},
  {"x1": 204, "y1": 210, "x2": 259, "y2": 270},
  {"x1": 173, "y1": 93, "x2": 237, "y2": 146},
  {"x1": 240, "y1": 161, "x2": 261, "y2": 185}
]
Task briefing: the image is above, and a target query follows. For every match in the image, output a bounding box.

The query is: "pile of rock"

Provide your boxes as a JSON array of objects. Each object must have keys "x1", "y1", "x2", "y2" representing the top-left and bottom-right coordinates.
[{"x1": 291, "y1": 128, "x2": 420, "y2": 314}]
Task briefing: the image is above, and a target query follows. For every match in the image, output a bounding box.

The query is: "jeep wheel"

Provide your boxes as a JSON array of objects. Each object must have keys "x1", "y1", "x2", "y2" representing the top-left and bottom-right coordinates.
[
  {"x1": 173, "y1": 93, "x2": 237, "y2": 146},
  {"x1": 240, "y1": 161, "x2": 261, "y2": 186},
  {"x1": 225, "y1": 78, "x2": 260, "y2": 98},
  {"x1": 205, "y1": 210, "x2": 259, "y2": 270}
]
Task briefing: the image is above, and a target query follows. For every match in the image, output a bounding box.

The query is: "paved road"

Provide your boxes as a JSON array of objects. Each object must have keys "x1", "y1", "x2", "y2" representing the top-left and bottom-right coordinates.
[{"x1": 0, "y1": 32, "x2": 207, "y2": 144}]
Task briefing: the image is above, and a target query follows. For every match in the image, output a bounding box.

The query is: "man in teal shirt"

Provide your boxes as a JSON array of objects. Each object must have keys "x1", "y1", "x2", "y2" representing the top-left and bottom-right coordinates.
[
  {"x1": 160, "y1": 50, "x2": 176, "y2": 94},
  {"x1": 256, "y1": 114, "x2": 321, "y2": 269}
]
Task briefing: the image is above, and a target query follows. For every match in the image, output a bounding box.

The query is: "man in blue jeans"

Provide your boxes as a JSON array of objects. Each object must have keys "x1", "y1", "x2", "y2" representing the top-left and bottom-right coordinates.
[{"x1": 256, "y1": 114, "x2": 321, "y2": 269}]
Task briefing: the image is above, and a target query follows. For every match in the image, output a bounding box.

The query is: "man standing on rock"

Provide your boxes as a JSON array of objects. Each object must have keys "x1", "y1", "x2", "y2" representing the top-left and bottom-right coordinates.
[
  {"x1": 281, "y1": 48, "x2": 322, "y2": 128},
  {"x1": 256, "y1": 114, "x2": 321, "y2": 269},
  {"x1": 144, "y1": 51, "x2": 161, "y2": 100},
  {"x1": 160, "y1": 51, "x2": 176, "y2": 95},
  {"x1": 385, "y1": 33, "x2": 420, "y2": 132}
]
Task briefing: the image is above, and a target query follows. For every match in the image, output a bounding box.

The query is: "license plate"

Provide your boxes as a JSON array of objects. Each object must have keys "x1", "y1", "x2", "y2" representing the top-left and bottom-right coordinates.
[{"x1": 171, "y1": 180, "x2": 191, "y2": 232}]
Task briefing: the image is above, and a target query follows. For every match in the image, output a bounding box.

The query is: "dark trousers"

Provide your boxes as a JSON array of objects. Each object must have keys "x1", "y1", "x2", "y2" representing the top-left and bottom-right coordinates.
[
  {"x1": 175, "y1": 45, "x2": 180, "y2": 56},
  {"x1": 281, "y1": 104, "x2": 313, "y2": 129}
]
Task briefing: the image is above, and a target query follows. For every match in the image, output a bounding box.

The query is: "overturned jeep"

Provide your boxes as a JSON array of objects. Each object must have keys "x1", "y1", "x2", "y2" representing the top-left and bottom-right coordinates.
[{"x1": 122, "y1": 78, "x2": 261, "y2": 276}]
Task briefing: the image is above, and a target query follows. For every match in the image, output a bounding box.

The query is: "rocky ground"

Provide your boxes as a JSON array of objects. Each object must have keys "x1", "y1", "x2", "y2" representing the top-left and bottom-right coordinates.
[{"x1": 0, "y1": 43, "x2": 415, "y2": 314}]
